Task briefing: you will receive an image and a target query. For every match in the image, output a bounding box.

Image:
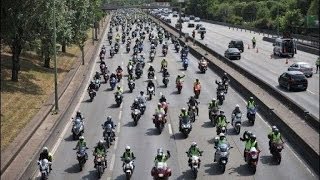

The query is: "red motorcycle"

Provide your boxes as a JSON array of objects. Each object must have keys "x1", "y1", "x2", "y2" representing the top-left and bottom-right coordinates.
[
  {"x1": 151, "y1": 162, "x2": 172, "y2": 180},
  {"x1": 193, "y1": 84, "x2": 201, "y2": 99},
  {"x1": 116, "y1": 70, "x2": 123, "y2": 82},
  {"x1": 245, "y1": 147, "x2": 261, "y2": 174},
  {"x1": 153, "y1": 113, "x2": 167, "y2": 134},
  {"x1": 176, "y1": 80, "x2": 183, "y2": 94}
]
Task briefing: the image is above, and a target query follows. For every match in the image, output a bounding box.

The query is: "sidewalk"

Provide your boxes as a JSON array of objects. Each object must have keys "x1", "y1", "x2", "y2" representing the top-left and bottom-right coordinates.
[{"x1": 1, "y1": 15, "x2": 111, "y2": 179}]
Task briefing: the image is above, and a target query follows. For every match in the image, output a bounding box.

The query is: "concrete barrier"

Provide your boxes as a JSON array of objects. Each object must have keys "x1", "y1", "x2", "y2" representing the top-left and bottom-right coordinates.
[
  {"x1": 263, "y1": 37, "x2": 320, "y2": 55},
  {"x1": 150, "y1": 14, "x2": 319, "y2": 174}
]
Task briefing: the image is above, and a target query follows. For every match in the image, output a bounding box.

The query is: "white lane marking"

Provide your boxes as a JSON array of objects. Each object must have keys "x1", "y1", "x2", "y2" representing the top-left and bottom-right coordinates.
[
  {"x1": 121, "y1": 61, "x2": 124, "y2": 65},
  {"x1": 307, "y1": 90, "x2": 315, "y2": 95},
  {"x1": 109, "y1": 154, "x2": 115, "y2": 171},
  {"x1": 107, "y1": 177, "x2": 111, "y2": 180},
  {"x1": 118, "y1": 111, "x2": 122, "y2": 120},
  {"x1": 113, "y1": 138, "x2": 118, "y2": 150},
  {"x1": 168, "y1": 123, "x2": 173, "y2": 135},
  {"x1": 117, "y1": 122, "x2": 121, "y2": 133},
  {"x1": 154, "y1": 76, "x2": 157, "y2": 80}
]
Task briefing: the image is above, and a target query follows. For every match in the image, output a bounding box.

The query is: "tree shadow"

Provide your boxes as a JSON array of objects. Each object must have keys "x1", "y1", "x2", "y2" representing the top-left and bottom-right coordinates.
[
  {"x1": 64, "y1": 163, "x2": 80, "y2": 174},
  {"x1": 228, "y1": 164, "x2": 253, "y2": 176},
  {"x1": 81, "y1": 170, "x2": 97, "y2": 180},
  {"x1": 145, "y1": 128, "x2": 159, "y2": 136},
  {"x1": 207, "y1": 137, "x2": 216, "y2": 144},
  {"x1": 201, "y1": 121, "x2": 212, "y2": 128},
  {"x1": 241, "y1": 120, "x2": 252, "y2": 127},
  {"x1": 196, "y1": 71, "x2": 205, "y2": 74}
]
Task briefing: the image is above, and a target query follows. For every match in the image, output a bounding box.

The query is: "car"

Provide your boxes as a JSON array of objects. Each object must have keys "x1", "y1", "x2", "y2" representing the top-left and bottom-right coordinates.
[
  {"x1": 228, "y1": 40, "x2": 244, "y2": 52},
  {"x1": 175, "y1": 23, "x2": 182, "y2": 29},
  {"x1": 194, "y1": 17, "x2": 200, "y2": 22},
  {"x1": 278, "y1": 71, "x2": 308, "y2": 91},
  {"x1": 165, "y1": 18, "x2": 171, "y2": 23},
  {"x1": 224, "y1": 48, "x2": 241, "y2": 60},
  {"x1": 196, "y1": 24, "x2": 202, "y2": 30},
  {"x1": 287, "y1": 62, "x2": 313, "y2": 77},
  {"x1": 197, "y1": 27, "x2": 206, "y2": 34},
  {"x1": 187, "y1": 23, "x2": 195, "y2": 28},
  {"x1": 189, "y1": 15, "x2": 195, "y2": 20},
  {"x1": 184, "y1": 17, "x2": 190, "y2": 22}
]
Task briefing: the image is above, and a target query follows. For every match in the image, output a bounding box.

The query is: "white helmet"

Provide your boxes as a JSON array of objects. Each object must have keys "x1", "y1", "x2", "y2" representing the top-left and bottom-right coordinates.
[
  {"x1": 79, "y1": 136, "x2": 84, "y2": 140},
  {"x1": 236, "y1": 104, "x2": 240, "y2": 108},
  {"x1": 212, "y1": 98, "x2": 216, "y2": 101},
  {"x1": 43, "y1": 147, "x2": 48, "y2": 152},
  {"x1": 191, "y1": 142, "x2": 197, "y2": 147},
  {"x1": 125, "y1": 146, "x2": 131, "y2": 150},
  {"x1": 219, "y1": 133, "x2": 225, "y2": 137}
]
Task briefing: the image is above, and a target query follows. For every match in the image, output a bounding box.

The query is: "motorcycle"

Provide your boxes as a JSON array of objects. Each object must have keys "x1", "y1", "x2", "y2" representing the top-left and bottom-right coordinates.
[
  {"x1": 76, "y1": 146, "x2": 88, "y2": 171},
  {"x1": 153, "y1": 112, "x2": 166, "y2": 134},
  {"x1": 72, "y1": 118, "x2": 84, "y2": 140},
  {"x1": 162, "y1": 48, "x2": 167, "y2": 57},
  {"x1": 103, "y1": 73, "x2": 109, "y2": 84},
  {"x1": 100, "y1": 53, "x2": 105, "y2": 62},
  {"x1": 150, "y1": 52, "x2": 155, "y2": 62},
  {"x1": 95, "y1": 154, "x2": 106, "y2": 178},
  {"x1": 116, "y1": 71, "x2": 123, "y2": 82},
  {"x1": 247, "y1": 107, "x2": 256, "y2": 125},
  {"x1": 217, "y1": 90, "x2": 225, "y2": 105},
  {"x1": 94, "y1": 79, "x2": 101, "y2": 91},
  {"x1": 193, "y1": 84, "x2": 201, "y2": 99},
  {"x1": 175, "y1": 44, "x2": 180, "y2": 53},
  {"x1": 122, "y1": 157, "x2": 135, "y2": 180},
  {"x1": 127, "y1": 65, "x2": 133, "y2": 75},
  {"x1": 148, "y1": 71, "x2": 155, "y2": 79},
  {"x1": 147, "y1": 86, "x2": 155, "y2": 100},
  {"x1": 182, "y1": 58, "x2": 189, "y2": 70},
  {"x1": 115, "y1": 92, "x2": 123, "y2": 107},
  {"x1": 176, "y1": 80, "x2": 183, "y2": 94},
  {"x1": 126, "y1": 45, "x2": 130, "y2": 53},
  {"x1": 128, "y1": 80, "x2": 135, "y2": 93},
  {"x1": 110, "y1": 50, "x2": 115, "y2": 57},
  {"x1": 110, "y1": 77, "x2": 117, "y2": 90},
  {"x1": 180, "y1": 116, "x2": 192, "y2": 138},
  {"x1": 138, "y1": 45, "x2": 143, "y2": 53},
  {"x1": 163, "y1": 76, "x2": 169, "y2": 88},
  {"x1": 109, "y1": 39, "x2": 112, "y2": 45},
  {"x1": 214, "y1": 143, "x2": 233, "y2": 173},
  {"x1": 122, "y1": 38, "x2": 126, "y2": 44},
  {"x1": 88, "y1": 89, "x2": 96, "y2": 102},
  {"x1": 223, "y1": 81, "x2": 229, "y2": 94},
  {"x1": 270, "y1": 142, "x2": 284, "y2": 164},
  {"x1": 209, "y1": 107, "x2": 219, "y2": 127},
  {"x1": 188, "y1": 105, "x2": 197, "y2": 123},
  {"x1": 135, "y1": 68, "x2": 143, "y2": 79},
  {"x1": 159, "y1": 38, "x2": 163, "y2": 44},
  {"x1": 186, "y1": 152, "x2": 202, "y2": 179},
  {"x1": 201, "y1": 33, "x2": 204, "y2": 40},
  {"x1": 245, "y1": 147, "x2": 261, "y2": 174},
  {"x1": 131, "y1": 108, "x2": 141, "y2": 126},
  {"x1": 231, "y1": 113, "x2": 242, "y2": 134},
  {"x1": 151, "y1": 162, "x2": 172, "y2": 179},
  {"x1": 198, "y1": 62, "x2": 208, "y2": 73},
  {"x1": 38, "y1": 159, "x2": 50, "y2": 180},
  {"x1": 102, "y1": 124, "x2": 115, "y2": 148},
  {"x1": 216, "y1": 124, "x2": 227, "y2": 135}
]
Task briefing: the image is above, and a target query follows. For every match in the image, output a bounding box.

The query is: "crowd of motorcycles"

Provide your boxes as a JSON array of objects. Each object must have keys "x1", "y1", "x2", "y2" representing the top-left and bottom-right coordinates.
[{"x1": 37, "y1": 10, "x2": 285, "y2": 180}]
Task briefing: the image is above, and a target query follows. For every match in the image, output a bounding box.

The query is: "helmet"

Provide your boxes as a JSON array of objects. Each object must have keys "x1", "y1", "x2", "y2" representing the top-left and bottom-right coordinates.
[
  {"x1": 224, "y1": 72, "x2": 227, "y2": 76},
  {"x1": 220, "y1": 110, "x2": 224, "y2": 115},
  {"x1": 196, "y1": 79, "x2": 199, "y2": 82},
  {"x1": 249, "y1": 97, "x2": 254, "y2": 100},
  {"x1": 181, "y1": 108, "x2": 186, "y2": 112},
  {"x1": 107, "y1": 116, "x2": 112, "y2": 122},
  {"x1": 134, "y1": 98, "x2": 138, "y2": 103},
  {"x1": 157, "y1": 148, "x2": 163, "y2": 156},
  {"x1": 212, "y1": 98, "x2": 216, "y2": 101},
  {"x1": 191, "y1": 142, "x2": 197, "y2": 147},
  {"x1": 76, "y1": 111, "x2": 81, "y2": 115},
  {"x1": 43, "y1": 147, "x2": 48, "y2": 153},
  {"x1": 125, "y1": 146, "x2": 131, "y2": 151},
  {"x1": 140, "y1": 91, "x2": 144, "y2": 95},
  {"x1": 98, "y1": 140, "x2": 104, "y2": 146},
  {"x1": 271, "y1": 125, "x2": 277, "y2": 131},
  {"x1": 235, "y1": 104, "x2": 240, "y2": 109},
  {"x1": 79, "y1": 136, "x2": 84, "y2": 140},
  {"x1": 117, "y1": 85, "x2": 121, "y2": 89},
  {"x1": 219, "y1": 133, "x2": 225, "y2": 139},
  {"x1": 250, "y1": 134, "x2": 256, "y2": 141},
  {"x1": 161, "y1": 95, "x2": 165, "y2": 98},
  {"x1": 274, "y1": 128, "x2": 279, "y2": 134},
  {"x1": 118, "y1": 65, "x2": 121, "y2": 68}
]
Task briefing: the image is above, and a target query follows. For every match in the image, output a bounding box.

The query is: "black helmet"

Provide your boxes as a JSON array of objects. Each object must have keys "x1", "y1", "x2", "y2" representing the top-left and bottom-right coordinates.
[
  {"x1": 250, "y1": 134, "x2": 256, "y2": 141},
  {"x1": 140, "y1": 91, "x2": 144, "y2": 95}
]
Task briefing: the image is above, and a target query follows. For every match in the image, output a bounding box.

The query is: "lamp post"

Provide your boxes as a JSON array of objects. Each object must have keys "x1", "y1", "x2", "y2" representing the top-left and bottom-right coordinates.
[
  {"x1": 53, "y1": 0, "x2": 58, "y2": 112},
  {"x1": 277, "y1": 5, "x2": 279, "y2": 37},
  {"x1": 178, "y1": 0, "x2": 184, "y2": 38}
]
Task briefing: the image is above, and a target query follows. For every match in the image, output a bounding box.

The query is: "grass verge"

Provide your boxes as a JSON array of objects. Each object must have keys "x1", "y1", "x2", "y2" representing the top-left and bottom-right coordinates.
[{"x1": 1, "y1": 46, "x2": 79, "y2": 150}]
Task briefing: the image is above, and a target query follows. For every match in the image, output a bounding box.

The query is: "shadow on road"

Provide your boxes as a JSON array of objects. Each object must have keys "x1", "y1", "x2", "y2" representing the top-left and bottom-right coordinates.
[
  {"x1": 145, "y1": 128, "x2": 159, "y2": 136},
  {"x1": 171, "y1": 132, "x2": 186, "y2": 140},
  {"x1": 64, "y1": 134, "x2": 75, "y2": 142},
  {"x1": 123, "y1": 121, "x2": 135, "y2": 127},
  {"x1": 228, "y1": 164, "x2": 253, "y2": 176},
  {"x1": 204, "y1": 163, "x2": 225, "y2": 175},
  {"x1": 108, "y1": 104, "x2": 119, "y2": 109},
  {"x1": 82, "y1": 99, "x2": 92, "y2": 103},
  {"x1": 114, "y1": 174, "x2": 126, "y2": 180},
  {"x1": 260, "y1": 155, "x2": 278, "y2": 166},
  {"x1": 64, "y1": 163, "x2": 80, "y2": 174},
  {"x1": 170, "y1": 91, "x2": 180, "y2": 95},
  {"x1": 176, "y1": 169, "x2": 193, "y2": 180},
  {"x1": 81, "y1": 170, "x2": 97, "y2": 180},
  {"x1": 201, "y1": 121, "x2": 212, "y2": 128}
]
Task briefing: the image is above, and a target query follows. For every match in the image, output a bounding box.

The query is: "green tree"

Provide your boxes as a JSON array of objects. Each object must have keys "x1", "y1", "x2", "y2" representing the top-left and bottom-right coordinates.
[
  {"x1": 280, "y1": 9, "x2": 304, "y2": 32},
  {"x1": 307, "y1": 0, "x2": 319, "y2": 16},
  {"x1": 242, "y1": 1, "x2": 259, "y2": 22},
  {"x1": 1, "y1": 0, "x2": 41, "y2": 81}
]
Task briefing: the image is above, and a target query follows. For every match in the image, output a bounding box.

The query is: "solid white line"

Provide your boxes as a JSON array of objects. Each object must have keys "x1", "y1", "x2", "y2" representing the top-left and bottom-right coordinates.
[
  {"x1": 154, "y1": 76, "x2": 157, "y2": 80},
  {"x1": 109, "y1": 154, "x2": 115, "y2": 171},
  {"x1": 118, "y1": 111, "x2": 122, "y2": 120},
  {"x1": 117, "y1": 122, "x2": 121, "y2": 133},
  {"x1": 113, "y1": 138, "x2": 118, "y2": 150},
  {"x1": 168, "y1": 123, "x2": 173, "y2": 135},
  {"x1": 307, "y1": 90, "x2": 315, "y2": 95}
]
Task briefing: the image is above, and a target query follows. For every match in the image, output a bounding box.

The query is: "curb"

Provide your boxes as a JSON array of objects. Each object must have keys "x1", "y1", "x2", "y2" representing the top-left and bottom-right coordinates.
[{"x1": 0, "y1": 16, "x2": 110, "y2": 175}]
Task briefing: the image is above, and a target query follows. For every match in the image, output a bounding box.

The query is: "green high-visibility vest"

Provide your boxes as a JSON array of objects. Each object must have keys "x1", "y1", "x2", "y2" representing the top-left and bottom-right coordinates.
[
  {"x1": 272, "y1": 133, "x2": 281, "y2": 143},
  {"x1": 248, "y1": 101, "x2": 255, "y2": 108}
]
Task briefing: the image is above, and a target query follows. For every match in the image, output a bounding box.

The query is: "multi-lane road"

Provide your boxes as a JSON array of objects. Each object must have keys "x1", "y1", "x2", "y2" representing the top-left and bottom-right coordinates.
[
  {"x1": 169, "y1": 15, "x2": 319, "y2": 118},
  {"x1": 27, "y1": 18, "x2": 318, "y2": 180}
]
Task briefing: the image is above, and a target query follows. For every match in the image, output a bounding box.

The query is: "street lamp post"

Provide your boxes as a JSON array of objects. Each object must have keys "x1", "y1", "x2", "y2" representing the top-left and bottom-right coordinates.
[
  {"x1": 277, "y1": 6, "x2": 279, "y2": 37},
  {"x1": 178, "y1": 0, "x2": 184, "y2": 38},
  {"x1": 53, "y1": 0, "x2": 59, "y2": 112}
]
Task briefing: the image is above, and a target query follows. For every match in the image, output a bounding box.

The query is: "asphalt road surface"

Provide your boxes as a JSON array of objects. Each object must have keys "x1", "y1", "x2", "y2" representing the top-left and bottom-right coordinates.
[
  {"x1": 169, "y1": 15, "x2": 319, "y2": 119},
  {"x1": 30, "y1": 20, "x2": 317, "y2": 180}
]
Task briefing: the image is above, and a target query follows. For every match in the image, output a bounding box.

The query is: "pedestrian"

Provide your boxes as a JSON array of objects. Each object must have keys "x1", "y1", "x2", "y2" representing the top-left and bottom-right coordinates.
[{"x1": 316, "y1": 57, "x2": 320, "y2": 73}]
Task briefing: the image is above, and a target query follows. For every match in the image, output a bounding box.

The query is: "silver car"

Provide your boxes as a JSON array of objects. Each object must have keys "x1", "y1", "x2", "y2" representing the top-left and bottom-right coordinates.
[{"x1": 287, "y1": 62, "x2": 313, "y2": 77}]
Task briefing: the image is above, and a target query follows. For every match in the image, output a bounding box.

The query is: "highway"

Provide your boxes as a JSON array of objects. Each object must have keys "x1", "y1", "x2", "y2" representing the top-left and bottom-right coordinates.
[
  {"x1": 169, "y1": 15, "x2": 319, "y2": 118},
  {"x1": 29, "y1": 18, "x2": 317, "y2": 180}
]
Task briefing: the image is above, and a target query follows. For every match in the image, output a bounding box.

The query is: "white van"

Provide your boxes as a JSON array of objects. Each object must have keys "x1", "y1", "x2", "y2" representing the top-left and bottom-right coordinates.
[{"x1": 273, "y1": 38, "x2": 297, "y2": 57}]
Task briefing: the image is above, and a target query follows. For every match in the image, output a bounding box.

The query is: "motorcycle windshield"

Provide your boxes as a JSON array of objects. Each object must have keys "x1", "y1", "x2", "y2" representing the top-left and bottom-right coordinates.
[
  {"x1": 181, "y1": 117, "x2": 191, "y2": 124},
  {"x1": 218, "y1": 143, "x2": 229, "y2": 152}
]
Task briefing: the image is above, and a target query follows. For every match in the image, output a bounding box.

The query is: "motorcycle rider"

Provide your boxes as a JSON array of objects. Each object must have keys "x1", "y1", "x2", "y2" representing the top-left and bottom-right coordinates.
[
  {"x1": 268, "y1": 126, "x2": 284, "y2": 150},
  {"x1": 240, "y1": 133, "x2": 259, "y2": 161},
  {"x1": 161, "y1": 58, "x2": 168, "y2": 71},
  {"x1": 154, "y1": 148, "x2": 170, "y2": 163},
  {"x1": 188, "y1": 96, "x2": 199, "y2": 116},
  {"x1": 179, "y1": 108, "x2": 189, "y2": 131},
  {"x1": 208, "y1": 98, "x2": 219, "y2": 110},
  {"x1": 115, "y1": 33, "x2": 120, "y2": 42},
  {"x1": 39, "y1": 147, "x2": 53, "y2": 170},
  {"x1": 121, "y1": 146, "x2": 136, "y2": 169},
  {"x1": 214, "y1": 133, "x2": 229, "y2": 162},
  {"x1": 176, "y1": 74, "x2": 186, "y2": 84},
  {"x1": 147, "y1": 80, "x2": 155, "y2": 94},
  {"x1": 131, "y1": 98, "x2": 140, "y2": 110},
  {"x1": 75, "y1": 111, "x2": 84, "y2": 121},
  {"x1": 148, "y1": 65, "x2": 155, "y2": 77},
  {"x1": 252, "y1": 37, "x2": 256, "y2": 48},
  {"x1": 193, "y1": 79, "x2": 201, "y2": 93},
  {"x1": 215, "y1": 80, "x2": 225, "y2": 92},
  {"x1": 115, "y1": 85, "x2": 123, "y2": 96},
  {"x1": 231, "y1": 104, "x2": 242, "y2": 124},
  {"x1": 127, "y1": 73, "x2": 136, "y2": 82},
  {"x1": 116, "y1": 65, "x2": 123, "y2": 73},
  {"x1": 187, "y1": 142, "x2": 203, "y2": 168},
  {"x1": 94, "y1": 71, "x2": 101, "y2": 80},
  {"x1": 159, "y1": 94, "x2": 167, "y2": 103},
  {"x1": 216, "y1": 111, "x2": 228, "y2": 132},
  {"x1": 222, "y1": 72, "x2": 229, "y2": 84},
  {"x1": 162, "y1": 42, "x2": 168, "y2": 50},
  {"x1": 88, "y1": 81, "x2": 96, "y2": 91},
  {"x1": 73, "y1": 136, "x2": 88, "y2": 160},
  {"x1": 138, "y1": 91, "x2": 146, "y2": 105},
  {"x1": 247, "y1": 97, "x2": 256, "y2": 116},
  {"x1": 110, "y1": 73, "x2": 117, "y2": 81},
  {"x1": 93, "y1": 140, "x2": 107, "y2": 168},
  {"x1": 103, "y1": 116, "x2": 116, "y2": 138},
  {"x1": 155, "y1": 103, "x2": 165, "y2": 115},
  {"x1": 110, "y1": 46, "x2": 115, "y2": 55}
]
